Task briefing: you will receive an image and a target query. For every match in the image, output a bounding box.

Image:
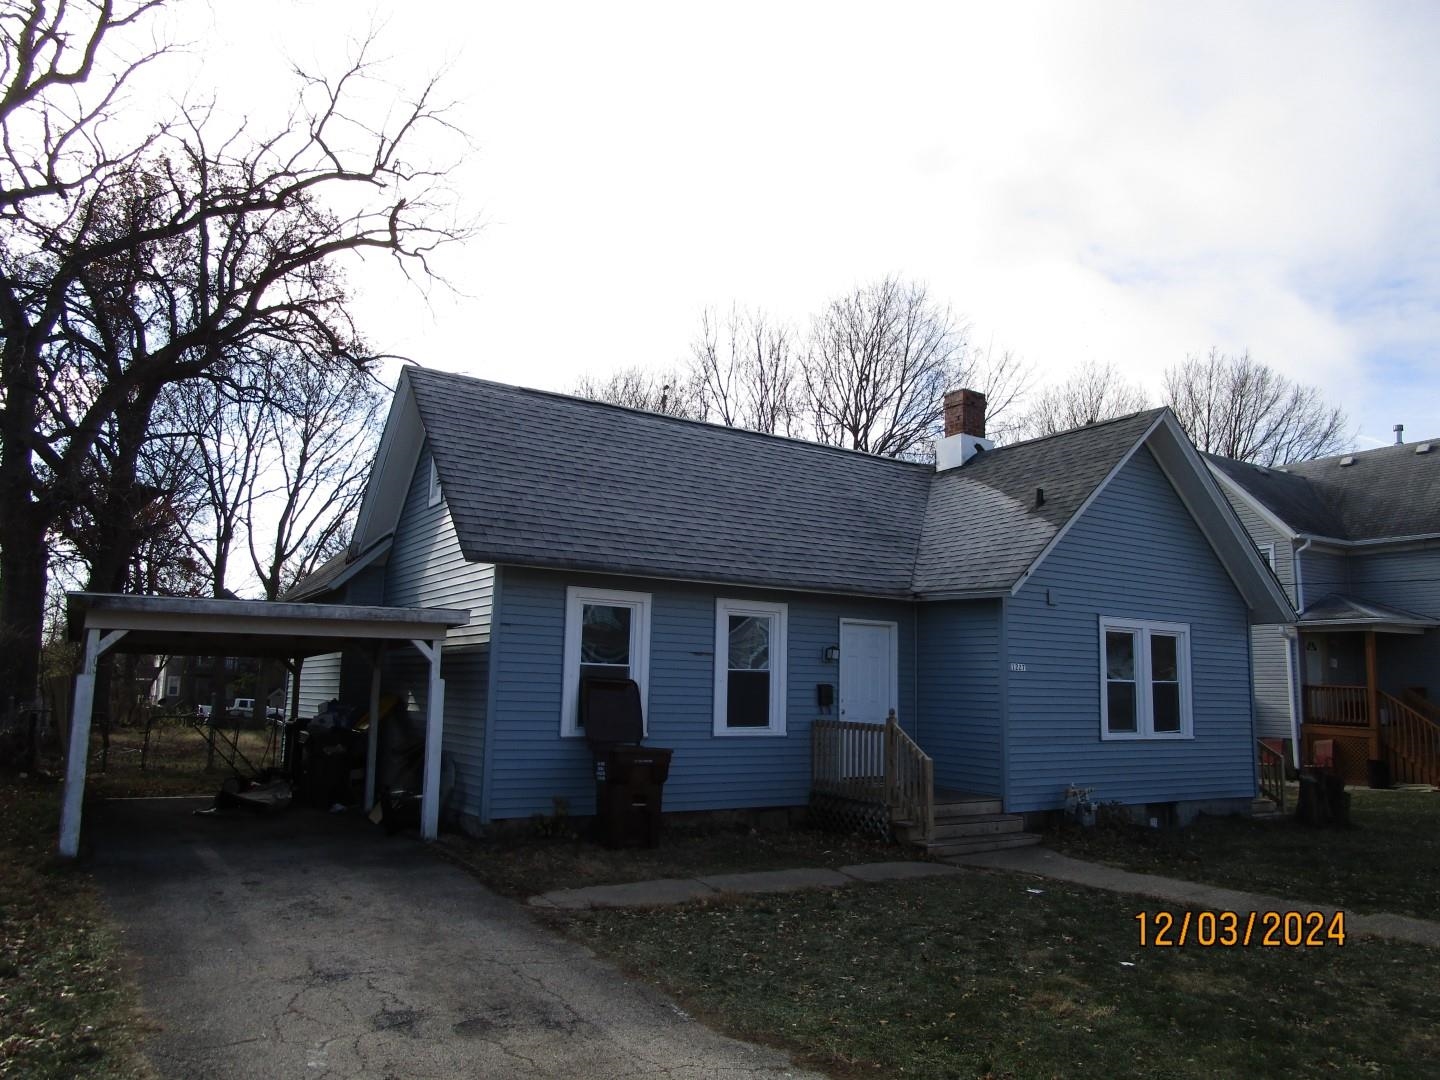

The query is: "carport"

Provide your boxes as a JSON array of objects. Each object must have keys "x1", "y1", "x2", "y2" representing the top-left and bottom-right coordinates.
[{"x1": 60, "y1": 592, "x2": 469, "y2": 857}]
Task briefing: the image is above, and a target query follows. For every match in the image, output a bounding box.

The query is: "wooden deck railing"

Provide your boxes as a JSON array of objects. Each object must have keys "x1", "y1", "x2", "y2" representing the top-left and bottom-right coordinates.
[
  {"x1": 884, "y1": 712, "x2": 935, "y2": 841},
  {"x1": 1256, "y1": 739, "x2": 1286, "y2": 813},
  {"x1": 812, "y1": 711, "x2": 935, "y2": 842},
  {"x1": 1303, "y1": 684, "x2": 1370, "y2": 726},
  {"x1": 1381, "y1": 692, "x2": 1440, "y2": 787}
]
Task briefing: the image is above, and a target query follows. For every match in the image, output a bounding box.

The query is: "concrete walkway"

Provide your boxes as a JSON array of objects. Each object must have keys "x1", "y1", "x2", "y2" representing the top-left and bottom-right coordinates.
[
  {"x1": 948, "y1": 846, "x2": 1440, "y2": 948},
  {"x1": 90, "y1": 798, "x2": 823, "y2": 1079},
  {"x1": 530, "y1": 846, "x2": 1440, "y2": 950},
  {"x1": 529, "y1": 861, "x2": 963, "y2": 910}
]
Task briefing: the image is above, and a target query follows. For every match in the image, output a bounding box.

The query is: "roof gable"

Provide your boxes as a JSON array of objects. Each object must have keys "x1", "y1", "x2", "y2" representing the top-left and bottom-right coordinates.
[{"x1": 353, "y1": 368, "x2": 1291, "y2": 621}]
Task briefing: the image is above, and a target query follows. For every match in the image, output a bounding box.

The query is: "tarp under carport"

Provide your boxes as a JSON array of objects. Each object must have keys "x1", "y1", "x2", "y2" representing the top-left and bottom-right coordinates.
[{"x1": 61, "y1": 592, "x2": 469, "y2": 857}]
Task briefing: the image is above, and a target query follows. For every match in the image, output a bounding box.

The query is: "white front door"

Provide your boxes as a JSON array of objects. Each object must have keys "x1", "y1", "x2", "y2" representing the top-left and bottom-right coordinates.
[{"x1": 839, "y1": 620, "x2": 898, "y2": 725}]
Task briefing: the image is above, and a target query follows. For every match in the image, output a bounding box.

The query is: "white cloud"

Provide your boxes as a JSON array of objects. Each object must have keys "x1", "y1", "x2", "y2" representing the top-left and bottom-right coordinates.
[{"x1": 164, "y1": 0, "x2": 1440, "y2": 446}]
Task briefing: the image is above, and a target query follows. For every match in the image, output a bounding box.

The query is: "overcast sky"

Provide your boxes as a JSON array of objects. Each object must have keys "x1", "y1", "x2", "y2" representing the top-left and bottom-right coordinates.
[{"x1": 168, "y1": 0, "x2": 1440, "y2": 449}]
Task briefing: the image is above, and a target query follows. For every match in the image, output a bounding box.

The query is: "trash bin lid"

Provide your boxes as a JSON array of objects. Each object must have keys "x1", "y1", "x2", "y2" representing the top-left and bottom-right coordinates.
[{"x1": 580, "y1": 676, "x2": 644, "y2": 746}]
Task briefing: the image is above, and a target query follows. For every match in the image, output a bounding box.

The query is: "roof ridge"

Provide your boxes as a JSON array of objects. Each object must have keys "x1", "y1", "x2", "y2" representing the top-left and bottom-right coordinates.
[
  {"x1": 966, "y1": 405, "x2": 1168, "y2": 459},
  {"x1": 405, "y1": 364, "x2": 935, "y2": 473}
]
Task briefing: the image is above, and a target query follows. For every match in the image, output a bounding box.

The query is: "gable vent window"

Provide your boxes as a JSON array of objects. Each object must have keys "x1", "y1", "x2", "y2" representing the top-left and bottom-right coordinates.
[
  {"x1": 427, "y1": 459, "x2": 442, "y2": 507},
  {"x1": 1099, "y1": 617, "x2": 1192, "y2": 740}
]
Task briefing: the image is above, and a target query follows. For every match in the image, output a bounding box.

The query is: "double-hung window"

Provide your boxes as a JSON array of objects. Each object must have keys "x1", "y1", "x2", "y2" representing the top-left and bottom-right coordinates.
[
  {"x1": 1099, "y1": 617, "x2": 1192, "y2": 739},
  {"x1": 713, "y1": 599, "x2": 787, "y2": 736},
  {"x1": 561, "y1": 587, "x2": 651, "y2": 737}
]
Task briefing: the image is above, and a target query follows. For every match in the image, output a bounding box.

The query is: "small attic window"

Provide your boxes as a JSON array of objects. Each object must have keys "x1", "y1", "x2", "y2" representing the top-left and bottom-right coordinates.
[
  {"x1": 1339, "y1": 456, "x2": 1356, "y2": 467},
  {"x1": 427, "y1": 459, "x2": 441, "y2": 507}
]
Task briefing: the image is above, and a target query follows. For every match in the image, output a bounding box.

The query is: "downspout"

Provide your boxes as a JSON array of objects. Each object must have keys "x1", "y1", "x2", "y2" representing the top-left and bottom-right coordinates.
[{"x1": 912, "y1": 604, "x2": 920, "y2": 743}]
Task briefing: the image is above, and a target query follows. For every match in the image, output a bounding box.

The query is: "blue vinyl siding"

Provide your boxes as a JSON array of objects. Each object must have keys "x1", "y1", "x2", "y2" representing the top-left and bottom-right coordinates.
[
  {"x1": 484, "y1": 567, "x2": 916, "y2": 821},
  {"x1": 1250, "y1": 625, "x2": 1295, "y2": 740},
  {"x1": 382, "y1": 442, "x2": 494, "y2": 823},
  {"x1": 1223, "y1": 492, "x2": 1297, "y2": 604},
  {"x1": 1351, "y1": 546, "x2": 1440, "y2": 697},
  {"x1": 1005, "y1": 446, "x2": 1255, "y2": 812},
  {"x1": 915, "y1": 600, "x2": 1003, "y2": 795},
  {"x1": 1300, "y1": 548, "x2": 1349, "y2": 607}
]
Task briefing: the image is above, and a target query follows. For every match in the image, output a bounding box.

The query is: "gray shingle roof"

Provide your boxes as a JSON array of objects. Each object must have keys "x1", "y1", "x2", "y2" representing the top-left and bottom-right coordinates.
[
  {"x1": 406, "y1": 368, "x2": 1168, "y2": 597},
  {"x1": 1300, "y1": 593, "x2": 1437, "y2": 628},
  {"x1": 1210, "y1": 440, "x2": 1440, "y2": 541}
]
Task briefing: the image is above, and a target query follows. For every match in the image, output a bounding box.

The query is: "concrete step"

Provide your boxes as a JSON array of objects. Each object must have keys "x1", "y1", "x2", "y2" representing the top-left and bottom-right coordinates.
[{"x1": 925, "y1": 832, "x2": 1043, "y2": 858}]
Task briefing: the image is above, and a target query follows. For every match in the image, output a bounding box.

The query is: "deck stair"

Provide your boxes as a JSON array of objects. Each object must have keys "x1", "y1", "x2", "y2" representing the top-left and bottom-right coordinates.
[{"x1": 895, "y1": 791, "x2": 1042, "y2": 858}]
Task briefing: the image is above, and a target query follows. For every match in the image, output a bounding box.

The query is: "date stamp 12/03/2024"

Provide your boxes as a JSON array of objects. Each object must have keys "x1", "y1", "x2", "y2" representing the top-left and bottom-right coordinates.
[{"x1": 1135, "y1": 910, "x2": 1347, "y2": 947}]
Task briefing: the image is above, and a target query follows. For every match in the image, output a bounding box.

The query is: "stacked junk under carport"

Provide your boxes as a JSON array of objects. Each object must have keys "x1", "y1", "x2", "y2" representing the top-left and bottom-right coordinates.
[{"x1": 197, "y1": 674, "x2": 676, "y2": 847}]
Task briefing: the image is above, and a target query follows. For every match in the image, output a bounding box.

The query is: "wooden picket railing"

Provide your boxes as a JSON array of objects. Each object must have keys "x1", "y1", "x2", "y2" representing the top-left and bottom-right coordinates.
[
  {"x1": 1303, "y1": 684, "x2": 1370, "y2": 726},
  {"x1": 884, "y1": 712, "x2": 935, "y2": 842},
  {"x1": 812, "y1": 711, "x2": 934, "y2": 842},
  {"x1": 1381, "y1": 692, "x2": 1440, "y2": 786},
  {"x1": 1256, "y1": 739, "x2": 1287, "y2": 813}
]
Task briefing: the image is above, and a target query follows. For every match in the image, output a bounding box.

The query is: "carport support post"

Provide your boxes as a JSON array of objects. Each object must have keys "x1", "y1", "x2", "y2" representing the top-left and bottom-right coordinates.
[
  {"x1": 411, "y1": 638, "x2": 445, "y2": 840},
  {"x1": 364, "y1": 647, "x2": 383, "y2": 812},
  {"x1": 59, "y1": 627, "x2": 127, "y2": 858}
]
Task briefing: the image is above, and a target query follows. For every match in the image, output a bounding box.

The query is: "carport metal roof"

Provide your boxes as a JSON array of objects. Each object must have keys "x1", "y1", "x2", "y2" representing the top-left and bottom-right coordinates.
[{"x1": 60, "y1": 593, "x2": 469, "y2": 858}]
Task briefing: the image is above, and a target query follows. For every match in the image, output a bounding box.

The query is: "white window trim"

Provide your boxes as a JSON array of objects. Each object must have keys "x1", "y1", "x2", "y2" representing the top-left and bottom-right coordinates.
[
  {"x1": 713, "y1": 598, "x2": 788, "y2": 737},
  {"x1": 427, "y1": 458, "x2": 442, "y2": 507},
  {"x1": 1258, "y1": 542, "x2": 1276, "y2": 571},
  {"x1": 561, "y1": 586, "x2": 651, "y2": 738},
  {"x1": 1098, "y1": 616, "x2": 1193, "y2": 741}
]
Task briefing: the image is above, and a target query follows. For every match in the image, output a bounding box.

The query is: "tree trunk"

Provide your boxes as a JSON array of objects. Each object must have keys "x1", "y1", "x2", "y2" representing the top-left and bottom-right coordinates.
[{"x1": 0, "y1": 514, "x2": 48, "y2": 707}]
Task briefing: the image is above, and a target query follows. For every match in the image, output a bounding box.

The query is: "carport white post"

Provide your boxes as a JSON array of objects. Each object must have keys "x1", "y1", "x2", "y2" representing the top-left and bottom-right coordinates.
[
  {"x1": 411, "y1": 638, "x2": 445, "y2": 840},
  {"x1": 59, "y1": 627, "x2": 129, "y2": 857}
]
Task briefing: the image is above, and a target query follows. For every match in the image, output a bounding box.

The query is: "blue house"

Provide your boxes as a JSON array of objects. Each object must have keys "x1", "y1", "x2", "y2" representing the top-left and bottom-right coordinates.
[
  {"x1": 291, "y1": 367, "x2": 1292, "y2": 850},
  {"x1": 1208, "y1": 441, "x2": 1440, "y2": 785}
]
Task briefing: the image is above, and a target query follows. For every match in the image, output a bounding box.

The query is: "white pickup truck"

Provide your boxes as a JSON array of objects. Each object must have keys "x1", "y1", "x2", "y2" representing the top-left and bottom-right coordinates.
[{"x1": 227, "y1": 698, "x2": 284, "y2": 721}]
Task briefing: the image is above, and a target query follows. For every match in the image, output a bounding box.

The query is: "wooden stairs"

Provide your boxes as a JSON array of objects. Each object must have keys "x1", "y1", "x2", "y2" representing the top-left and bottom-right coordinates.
[{"x1": 896, "y1": 791, "x2": 1042, "y2": 858}]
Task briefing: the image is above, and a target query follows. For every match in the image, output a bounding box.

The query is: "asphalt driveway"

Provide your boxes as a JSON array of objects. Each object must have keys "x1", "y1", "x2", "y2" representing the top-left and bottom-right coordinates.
[{"x1": 89, "y1": 798, "x2": 815, "y2": 1079}]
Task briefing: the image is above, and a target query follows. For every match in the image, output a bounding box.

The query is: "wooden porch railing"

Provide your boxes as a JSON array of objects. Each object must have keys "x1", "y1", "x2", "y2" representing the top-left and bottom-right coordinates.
[
  {"x1": 884, "y1": 712, "x2": 935, "y2": 842},
  {"x1": 1303, "y1": 684, "x2": 1370, "y2": 726},
  {"x1": 812, "y1": 711, "x2": 934, "y2": 842},
  {"x1": 1381, "y1": 692, "x2": 1440, "y2": 787},
  {"x1": 1257, "y1": 739, "x2": 1286, "y2": 813}
]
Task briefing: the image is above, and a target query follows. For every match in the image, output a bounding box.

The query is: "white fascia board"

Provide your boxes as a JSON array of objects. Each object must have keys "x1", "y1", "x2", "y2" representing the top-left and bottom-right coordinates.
[
  {"x1": 1009, "y1": 411, "x2": 1167, "y2": 596},
  {"x1": 1147, "y1": 416, "x2": 1296, "y2": 625},
  {"x1": 1204, "y1": 464, "x2": 1303, "y2": 542},
  {"x1": 353, "y1": 369, "x2": 425, "y2": 550}
]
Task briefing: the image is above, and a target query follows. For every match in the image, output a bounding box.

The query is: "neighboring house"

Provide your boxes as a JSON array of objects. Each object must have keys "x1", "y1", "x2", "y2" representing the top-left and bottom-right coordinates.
[
  {"x1": 151, "y1": 654, "x2": 261, "y2": 711},
  {"x1": 289, "y1": 367, "x2": 1290, "y2": 834},
  {"x1": 1209, "y1": 441, "x2": 1440, "y2": 784}
]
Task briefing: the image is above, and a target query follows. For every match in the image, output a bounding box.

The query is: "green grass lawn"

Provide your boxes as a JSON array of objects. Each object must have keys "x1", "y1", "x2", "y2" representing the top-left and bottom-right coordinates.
[
  {"x1": 439, "y1": 818, "x2": 911, "y2": 899},
  {"x1": 0, "y1": 777, "x2": 151, "y2": 1079},
  {"x1": 555, "y1": 872, "x2": 1440, "y2": 1079},
  {"x1": 1046, "y1": 787, "x2": 1440, "y2": 920}
]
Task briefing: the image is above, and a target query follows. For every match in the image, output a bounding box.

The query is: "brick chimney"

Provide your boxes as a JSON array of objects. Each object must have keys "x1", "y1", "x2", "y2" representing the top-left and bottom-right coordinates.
[
  {"x1": 944, "y1": 389, "x2": 987, "y2": 438},
  {"x1": 935, "y1": 388, "x2": 994, "y2": 471}
]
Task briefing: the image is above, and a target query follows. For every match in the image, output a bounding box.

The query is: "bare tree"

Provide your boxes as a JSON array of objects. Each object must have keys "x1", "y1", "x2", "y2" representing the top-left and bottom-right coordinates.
[
  {"x1": 0, "y1": 8, "x2": 468, "y2": 698},
  {"x1": 1163, "y1": 348, "x2": 1350, "y2": 465},
  {"x1": 245, "y1": 359, "x2": 383, "y2": 601},
  {"x1": 573, "y1": 365, "x2": 705, "y2": 419},
  {"x1": 1020, "y1": 361, "x2": 1151, "y2": 438},
  {"x1": 689, "y1": 305, "x2": 798, "y2": 435}
]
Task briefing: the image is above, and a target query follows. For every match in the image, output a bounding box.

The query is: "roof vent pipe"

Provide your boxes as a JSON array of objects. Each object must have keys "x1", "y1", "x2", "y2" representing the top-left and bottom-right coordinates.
[{"x1": 1394, "y1": 423, "x2": 1404, "y2": 445}]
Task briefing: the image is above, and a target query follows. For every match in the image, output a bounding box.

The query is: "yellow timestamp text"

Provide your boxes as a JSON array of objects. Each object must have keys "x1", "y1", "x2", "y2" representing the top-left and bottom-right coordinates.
[{"x1": 1135, "y1": 909, "x2": 1346, "y2": 947}]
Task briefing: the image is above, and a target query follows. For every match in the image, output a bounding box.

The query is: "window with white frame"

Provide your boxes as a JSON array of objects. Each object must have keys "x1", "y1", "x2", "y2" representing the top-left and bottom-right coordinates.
[
  {"x1": 1258, "y1": 542, "x2": 1276, "y2": 571},
  {"x1": 1099, "y1": 617, "x2": 1192, "y2": 739},
  {"x1": 560, "y1": 587, "x2": 651, "y2": 737},
  {"x1": 427, "y1": 458, "x2": 442, "y2": 507},
  {"x1": 166, "y1": 675, "x2": 180, "y2": 698},
  {"x1": 713, "y1": 598, "x2": 787, "y2": 736}
]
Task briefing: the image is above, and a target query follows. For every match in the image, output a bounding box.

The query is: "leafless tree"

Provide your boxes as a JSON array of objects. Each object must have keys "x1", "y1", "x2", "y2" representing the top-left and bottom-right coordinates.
[
  {"x1": 573, "y1": 365, "x2": 706, "y2": 419},
  {"x1": 245, "y1": 359, "x2": 383, "y2": 601},
  {"x1": 689, "y1": 305, "x2": 798, "y2": 435},
  {"x1": 1019, "y1": 361, "x2": 1151, "y2": 439},
  {"x1": 0, "y1": 4, "x2": 469, "y2": 699},
  {"x1": 1163, "y1": 348, "x2": 1350, "y2": 465}
]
